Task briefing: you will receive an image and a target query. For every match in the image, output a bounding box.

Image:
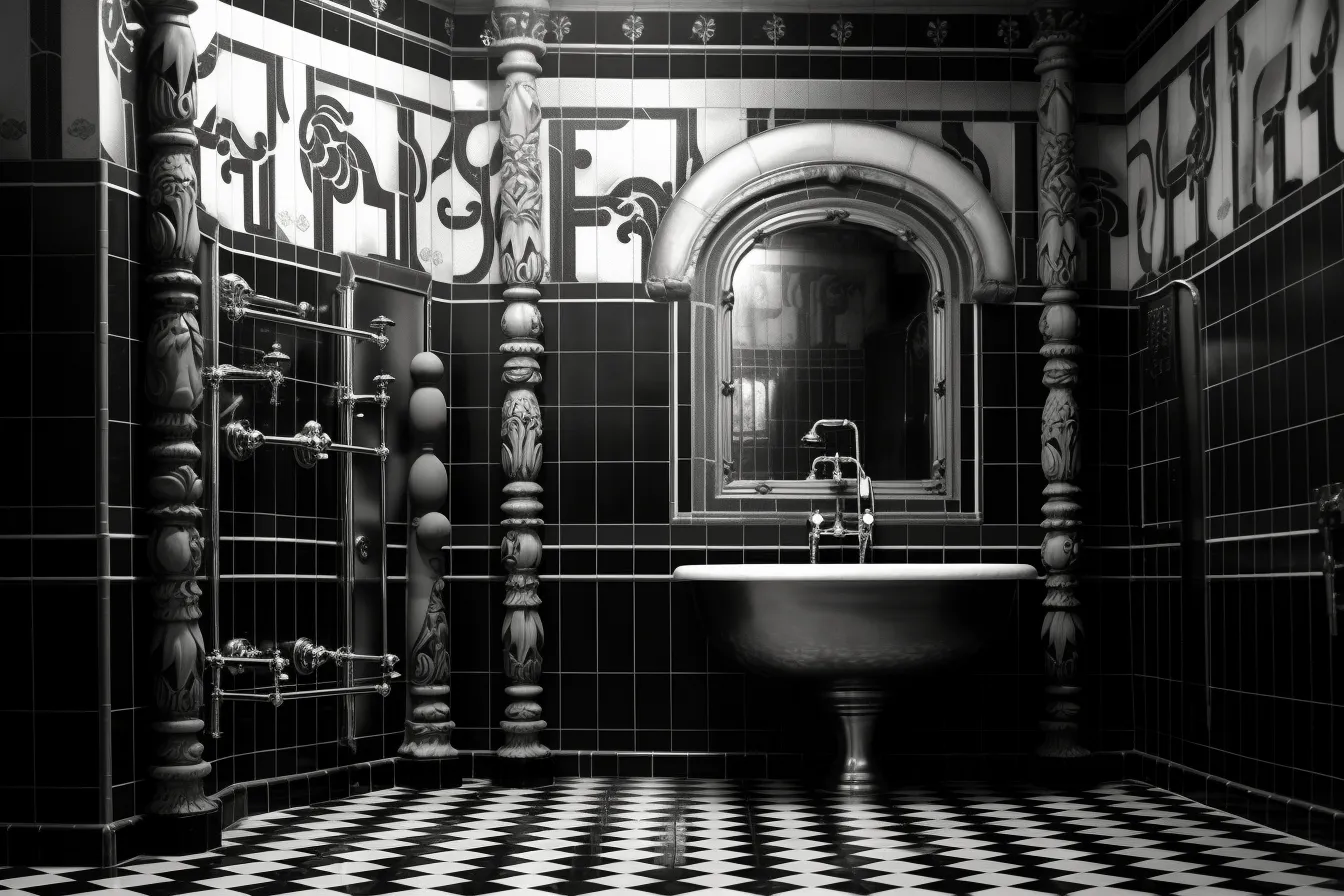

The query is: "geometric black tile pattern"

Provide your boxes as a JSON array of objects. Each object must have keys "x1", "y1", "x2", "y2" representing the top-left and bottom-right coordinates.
[{"x1": 2, "y1": 780, "x2": 1341, "y2": 895}]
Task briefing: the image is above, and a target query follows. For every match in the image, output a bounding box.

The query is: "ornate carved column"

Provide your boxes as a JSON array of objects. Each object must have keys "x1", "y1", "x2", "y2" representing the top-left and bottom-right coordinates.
[
  {"x1": 397, "y1": 352, "x2": 460, "y2": 788},
  {"x1": 142, "y1": 0, "x2": 220, "y2": 844},
  {"x1": 493, "y1": 0, "x2": 552, "y2": 787},
  {"x1": 1032, "y1": 3, "x2": 1088, "y2": 764}
]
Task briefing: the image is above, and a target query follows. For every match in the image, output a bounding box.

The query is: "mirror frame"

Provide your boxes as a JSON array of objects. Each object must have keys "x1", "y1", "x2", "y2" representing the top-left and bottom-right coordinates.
[{"x1": 709, "y1": 202, "x2": 953, "y2": 500}]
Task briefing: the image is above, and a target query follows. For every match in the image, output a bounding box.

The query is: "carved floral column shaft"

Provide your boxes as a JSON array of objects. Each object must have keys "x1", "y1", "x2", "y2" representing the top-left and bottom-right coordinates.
[
  {"x1": 1033, "y1": 3, "x2": 1088, "y2": 761},
  {"x1": 493, "y1": 0, "x2": 552, "y2": 786},
  {"x1": 143, "y1": 0, "x2": 216, "y2": 822},
  {"x1": 397, "y1": 353, "x2": 459, "y2": 782}
]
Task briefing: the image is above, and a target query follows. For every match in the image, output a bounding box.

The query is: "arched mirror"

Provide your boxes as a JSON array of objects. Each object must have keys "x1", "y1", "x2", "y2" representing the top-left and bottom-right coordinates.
[
  {"x1": 645, "y1": 121, "x2": 1017, "y2": 523},
  {"x1": 723, "y1": 224, "x2": 939, "y2": 487}
]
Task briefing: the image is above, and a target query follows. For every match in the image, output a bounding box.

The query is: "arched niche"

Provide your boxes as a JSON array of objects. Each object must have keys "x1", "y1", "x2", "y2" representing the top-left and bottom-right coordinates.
[
  {"x1": 643, "y1": 121, "x2": 1017, "y2": 523},
  {"x1": 644, "y1": 120, "x2": 1016, "y2": 306}
]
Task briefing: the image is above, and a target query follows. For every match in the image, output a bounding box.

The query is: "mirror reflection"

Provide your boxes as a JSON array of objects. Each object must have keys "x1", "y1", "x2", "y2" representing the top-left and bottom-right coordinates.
[{"x1": 727, "y1": 224, "x2": 933, "y2": 483}]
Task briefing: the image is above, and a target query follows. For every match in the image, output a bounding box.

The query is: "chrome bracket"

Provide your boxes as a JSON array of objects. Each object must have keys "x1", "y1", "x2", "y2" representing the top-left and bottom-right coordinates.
[
  {"x1": 223, "y1": 420, "x2": 264, "y2": 462},
  {"x1": 294, "y1": 420, "x2": 331, "y2": 468}
]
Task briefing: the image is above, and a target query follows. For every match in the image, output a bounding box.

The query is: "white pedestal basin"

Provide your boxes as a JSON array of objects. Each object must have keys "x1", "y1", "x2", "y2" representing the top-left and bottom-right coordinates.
[{"x1": 673, "y1": 562, "x2": 1038, "y2": 792}]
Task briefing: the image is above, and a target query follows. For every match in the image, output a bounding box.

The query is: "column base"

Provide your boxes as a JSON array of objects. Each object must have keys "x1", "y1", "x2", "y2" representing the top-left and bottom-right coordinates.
[
  {"x1": 139, "y1": 806, "x2": 222, "y2": 857},
  {"x1": 493, "y1": 754, "x2": 554, "y2": 788},
  {"x1": 395, "y1": 757, "x2": 464, "y2": 791}
]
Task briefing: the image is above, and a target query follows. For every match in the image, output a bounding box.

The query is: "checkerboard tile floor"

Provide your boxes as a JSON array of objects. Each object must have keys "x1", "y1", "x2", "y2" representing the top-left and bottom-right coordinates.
[{"x1": 3, "y1": 779, "x2": 1342, "y2": 895}]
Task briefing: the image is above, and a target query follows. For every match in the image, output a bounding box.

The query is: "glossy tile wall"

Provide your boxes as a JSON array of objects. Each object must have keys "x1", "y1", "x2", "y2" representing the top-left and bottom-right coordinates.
[
  {"x1": 201, "y1": 234, "x2": 413, "y2": 809},
  {"x1": 431, "y1": 8, "x2": 1137, "y2": 767},
  {"x1": 0, "y1": 0, "x2": 1179, "y2": 846},
  {"x1": 1125, "y1": 0, "x2": 1344, "y2": 823},
  {"x1": 0, "y1": 162, "x2": 107, "y2": 827},
  {"x1": 0, "y1": 0, "x2": 122, "y2": 832}
]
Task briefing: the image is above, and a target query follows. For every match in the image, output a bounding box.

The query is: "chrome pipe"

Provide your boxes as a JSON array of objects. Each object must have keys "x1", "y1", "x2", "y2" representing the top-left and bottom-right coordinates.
[
  {"x1": 230, "y1": 305, "x2": 390, "y2": 349},
  {"x1": 248, "y1": 292, "x2": 313, "y2": 317},
  {"x1": 339, "y1": 275, "x2": 357, "y2": 750},
  {"x1": 217, "y1": 683, "x2": 393, "y2": 703},
  {"x1": 209, "y1": 379, "x2": 222, "y2": 738},
  {"x1": 207, "y1": 654, "x2": 280, "y2": 667},
  {"x1": 331, "y1": 442, "x2": 385, "y2": 458},
  {"x1": 208, "y1": 250, "x2": 224, "y2": 740},
  {"x1": 220, "y1": 272, "x2": 312, "y2": 319},
  {"x1": 95, "y1": 178, "x2": 113, "y2": 822},
  {"x1": 379, "y1": 391, "x2": 388, "y2": 666}
]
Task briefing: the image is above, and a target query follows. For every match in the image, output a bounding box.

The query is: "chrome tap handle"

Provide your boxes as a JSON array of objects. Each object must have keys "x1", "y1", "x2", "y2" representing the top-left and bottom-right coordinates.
[
  {"x1": 269, "y1": 650, "x2": 289, "y2": 707},
  {"x1": 373, "y1": 373, "x2": 395, "y2": 406},
  {"x1": 380, "y1": 653, "x2": 402, "y2": 696},
  {"x1": 369, "y1": 315, "x2": 395, "y2": 350},
  {"x1": 261, "y1": 343, "x2": 289, "y2": 407},
  {"x1": 808, "y1": 510, "x2": 824, "y2": 564}
]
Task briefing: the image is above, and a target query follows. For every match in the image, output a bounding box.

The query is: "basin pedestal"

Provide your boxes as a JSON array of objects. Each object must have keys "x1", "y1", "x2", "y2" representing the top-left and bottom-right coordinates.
[{"x1": 823, "y1": 678, "x2": 885, "y2": 793}]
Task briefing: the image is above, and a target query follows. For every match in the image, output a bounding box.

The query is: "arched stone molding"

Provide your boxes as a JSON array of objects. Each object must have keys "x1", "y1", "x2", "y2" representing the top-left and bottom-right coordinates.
[{"x1": 645, "y1": 121, "x2": 1016, "y2": 306}]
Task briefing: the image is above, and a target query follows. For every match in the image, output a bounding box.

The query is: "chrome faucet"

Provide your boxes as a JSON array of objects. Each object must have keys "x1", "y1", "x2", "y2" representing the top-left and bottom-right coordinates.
[
  {"x1": 803, "y1": 418, "x2": 876, "y2": 563},
  {"x1": 203, "y1": 343, "x2": 290, "y2": 406}
]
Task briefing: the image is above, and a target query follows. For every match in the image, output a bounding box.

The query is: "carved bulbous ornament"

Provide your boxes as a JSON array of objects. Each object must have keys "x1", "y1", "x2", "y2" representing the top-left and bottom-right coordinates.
[
  {"x1": 400, "y1": 353, "x2": 457, "y2": 762},
  {"x1": 502, "y1": 526, "x2": 543, "y2": 573},
  {"x1": 144, "y1": 11, "x2": 199, "y2": 128},
  {"x1": 501, "y1": 391, "x2": 543, "y2": 482},
  {"x1": 148, "y1": 525, "x2": 204, "y2": 578},
  {"x1": 1040, "y1": 389, "x2": 1080, "y2": 483},
  {"x1": 1041, "y1": 608, "x2": 1083, "y2": 680},
  {"x1": 149, "y1": 153, "x2": 202, "y2": 266},
  {"x1": 1041, "y1": 531, "x2": 1080, "y2": 572},
  {"x1": 145, "y1": 312, "x2": 204, "y2": 410},
  {"x1": 502, "y1": 301, "x2": 544, "y2": 339},
  {"x1": 502, "y1": 608, "x2": 545, "y2": 683},
  {"x1": 502, "y1": 355, "x2": 542, "y2": 383},
  {"x1": 498, "y1": 80, "x2": 545, "y2": 285}
]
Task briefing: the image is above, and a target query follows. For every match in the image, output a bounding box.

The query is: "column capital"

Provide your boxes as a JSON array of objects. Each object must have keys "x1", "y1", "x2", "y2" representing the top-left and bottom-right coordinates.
[
  {"x1": 491, "y1": 1, "x2": 551, "y2": 59},
  {"x1": 1030, "y1": 3, "x2": 1086, "y2": 58}
]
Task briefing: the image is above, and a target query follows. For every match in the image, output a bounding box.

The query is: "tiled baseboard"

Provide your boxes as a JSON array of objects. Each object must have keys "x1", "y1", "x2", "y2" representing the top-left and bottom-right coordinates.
[
  {"x1": 1121, "y1": 750, "x2": 1344, "y2": 852},
  {"x1": 9, "y1": 749, "x2": 1339, "y2": 868},
  {"x1": 0, "y1": 759, "x2": 402, "y2": 868}
]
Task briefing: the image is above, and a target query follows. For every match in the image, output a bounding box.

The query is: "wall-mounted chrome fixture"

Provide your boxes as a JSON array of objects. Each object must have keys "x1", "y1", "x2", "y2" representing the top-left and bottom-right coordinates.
[
  {"x1": 277, "y1": 637, "x2": 400, "y2": 685},
  {"x1": 203, "y1": 343, "x2": 290, "y2": 406},
  {"x1": 221, "y1": 419, "x2": 388, "y2": 466},
  {"x1": 1318, "y1": 483, "x2": 1344, "y2": 636},
  {"x1": 802, "y1": 419, "x2": 877, "y2": 563},
  {"x1": 220, "y1": 271, "x2": 395, "y2": 350},
  {"x1": 220, "y1": 272, "x2": 313, "y2": 320},
  {"x1": 207, "y1": 639, "x2": 291, "y2": 732},
  {"x1": 206, "y1": 262, "x2": 400, "y2": 744}
]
